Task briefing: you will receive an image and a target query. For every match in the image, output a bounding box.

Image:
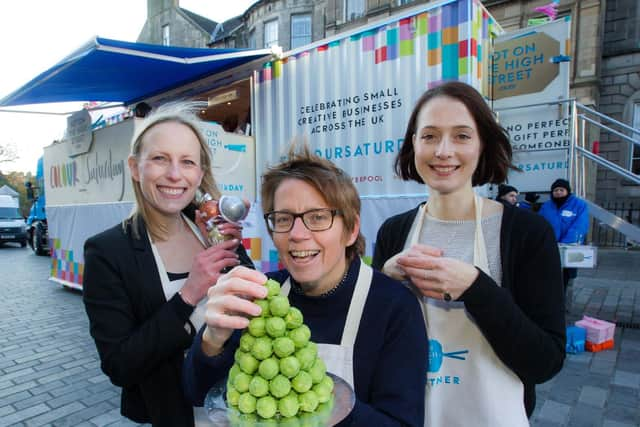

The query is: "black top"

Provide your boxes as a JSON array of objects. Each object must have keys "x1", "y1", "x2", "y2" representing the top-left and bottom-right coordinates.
[
  {"x1": 372, "y1": 203, "x2": 566, "y2": 417},
  {"x1": 83, "y1": 215, "x2": 253, "y2": 426}
]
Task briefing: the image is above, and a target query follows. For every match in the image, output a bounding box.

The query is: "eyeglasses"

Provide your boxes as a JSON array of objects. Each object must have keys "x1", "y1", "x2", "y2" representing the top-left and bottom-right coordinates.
[{"x1": 264, "y1": 208, "x2": 341, "y2": 233}]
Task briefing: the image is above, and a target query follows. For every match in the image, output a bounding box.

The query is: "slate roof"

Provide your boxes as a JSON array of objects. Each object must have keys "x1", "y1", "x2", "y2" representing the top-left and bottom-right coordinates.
[
  {"x1": 211, "y1": 15, "x2": 244, "y2": 43},
  {"x1": 179, "y1": 7, "x2": 218, "y2": 35}
]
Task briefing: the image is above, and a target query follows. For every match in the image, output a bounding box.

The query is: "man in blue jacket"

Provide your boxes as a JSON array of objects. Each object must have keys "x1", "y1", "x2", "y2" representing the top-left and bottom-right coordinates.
[{"x1": 539, "y1": 178, "x2": 589, "y2": 310}]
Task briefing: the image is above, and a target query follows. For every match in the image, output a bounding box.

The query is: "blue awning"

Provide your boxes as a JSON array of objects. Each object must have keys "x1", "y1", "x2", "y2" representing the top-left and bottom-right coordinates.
[{"x1": 0, "y1": 37, "x2": 273, "y2": 107}]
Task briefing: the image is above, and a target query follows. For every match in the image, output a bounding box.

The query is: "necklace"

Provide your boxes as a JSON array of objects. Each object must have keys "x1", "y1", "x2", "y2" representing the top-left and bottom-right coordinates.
[{"x1": 291, "y1": 265, "x2": 351, "y2": 298}]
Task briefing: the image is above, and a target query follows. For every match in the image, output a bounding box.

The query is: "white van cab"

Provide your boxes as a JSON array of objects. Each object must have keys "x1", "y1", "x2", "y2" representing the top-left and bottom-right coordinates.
[{"x1": 0, "y1": 194, "x2": 27, "y2": 247}]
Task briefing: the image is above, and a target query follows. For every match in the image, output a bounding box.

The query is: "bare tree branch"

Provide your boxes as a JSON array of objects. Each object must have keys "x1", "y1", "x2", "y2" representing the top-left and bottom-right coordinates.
[{"x1": 0, "y1": 142, "x2": 19, "y2": 164}]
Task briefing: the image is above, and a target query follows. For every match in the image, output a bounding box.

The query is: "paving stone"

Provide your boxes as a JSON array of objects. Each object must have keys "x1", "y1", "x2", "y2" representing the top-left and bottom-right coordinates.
[
  {"x1": 13, "y1": 366, "x2": 66, "y2": 385},
  {"x1": 50, "y1": 401, "x2": 114, "y2": 427},
  {"x1": 0, "y1": 403, "x2": 50, "y2": 426},
  {"x1": 13, "y1": 392, "x2": 54, "y2": 411},
  {"x1": 28, "y1": 380, "x2": 66, "y2": 396},
  {"x1": 2, "y1": 359, "x2": 40, "y2": 374},
  {"x1": 80, "y1": 389, "x2": 119, "y2": 406},
  {"x1": 603, "y1": 404, "x2": 640, "y2": 425},
  {"x1": 612, "y1": 370, "x2": 640, "y2": 389},
  {"x1": 537, "y1": 400, "x2": 572, "y2": 424},
  {"x1": 0, "y1": 404, "x2": 17, "y2": 417},
  {"x1": 1, "y1": 390, "x2": 32, "y2": 408},
  {"x1": 47, "y1": 388, "x2": 96, "y2": 409},
  {"x1": 549, "y1": 386, "x2": 581, "y2": 405},
  {"x1": 35, "y1": 365, "x2": 85, "y2": 385},
  {"x1": 0, "y1": 380, "x2": 38, "y2": 399},
  {"x1": 591, "y1": 360, "x2": 616, "y2": 375},
  {"x1": 607, "y1": 385, "x2": 639, "y2": 408},
  {"x1": 33, "y1": 356, "x2": 76, "y2": 373},
  {"x1": 23, "y1": 402, "x2": 86, "y2": 427},
  {"x1": 594, "y1": 350, "x2": 618, "y2": 362},
  {"x1": 568, "y1": 402, "x2": 604, "y2": 426},
  {"x1": 578, "y1": 385, "x2": 608, "y2": 407},
  {"x1": 603, "y1": 420, "x2": 637, "y2": 427},
  {"x1": 88, "y1": 408, "x2": 125, "y2": 427}
]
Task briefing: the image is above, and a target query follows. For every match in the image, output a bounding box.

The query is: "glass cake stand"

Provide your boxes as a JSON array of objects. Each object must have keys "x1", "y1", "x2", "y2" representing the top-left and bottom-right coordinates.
[{"x1": 205, "y1": 372, "x2": 355, "y2": 427}]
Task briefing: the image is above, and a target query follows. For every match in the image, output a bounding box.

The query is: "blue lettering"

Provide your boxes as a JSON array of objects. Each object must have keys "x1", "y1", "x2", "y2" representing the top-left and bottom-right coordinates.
[
  {"x1": 385, "y1": 140, "x2": 394, "y2": 153},
  {"x1": 374, "y1": 141, "x2": 383, "y2": 154}
]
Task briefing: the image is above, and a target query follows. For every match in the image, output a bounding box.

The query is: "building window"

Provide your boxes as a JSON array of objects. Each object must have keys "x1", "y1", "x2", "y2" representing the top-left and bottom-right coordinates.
[
  {"x1": 291, "y1": 14, "x2": 312, "y2": 49},
  {"x1": 248, "y1": 31, "x2": 256, "y2": 49},
  {"x1": 346, "y1": 0, "x2": 365, "y2": 21},
  {"x1": 398, "y1": 0, "x2": 414, "y2": 5},
  {"x1": 162, "y1": 24, "x2": 170, "y2": 46},
  {"x1": 264, "y1": 20, "x2": 278, "y2": 48},
  {"x1": 632, "y1": 102, "x2": 640, "y2": 174}
]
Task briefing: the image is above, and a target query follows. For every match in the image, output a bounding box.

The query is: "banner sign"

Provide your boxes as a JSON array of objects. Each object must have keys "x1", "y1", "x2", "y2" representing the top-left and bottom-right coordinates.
[
  {"x1": 66, "y1": 109, "x2": 94, "y2": 157},
  {"x1": 44, "y1": 119, "x2": 256, "y2": 206},
  {"x1": 45, "y1": 119, "x2": 136, "y2": 206},
  {"x1": 200, "y1": 122, "x2": 256, "y2": 200},
  {"x1": 492, "y1": 18, "x2": 572, "y2": 192},
  {"x1": 254, "y1": 0, "x2": 498, "y2": 198}
]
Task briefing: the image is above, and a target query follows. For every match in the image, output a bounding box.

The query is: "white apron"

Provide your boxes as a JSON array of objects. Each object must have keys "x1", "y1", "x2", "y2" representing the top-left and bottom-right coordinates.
[
  {"x1": 281, "y1": 261, "x2": 373, "y2": 389},
  {"x1": 407, "y1": 196, "x2": 528, "y2": 427},
  {"x1": 149, "y1": 214, "x2": 211, "y2": 426}
]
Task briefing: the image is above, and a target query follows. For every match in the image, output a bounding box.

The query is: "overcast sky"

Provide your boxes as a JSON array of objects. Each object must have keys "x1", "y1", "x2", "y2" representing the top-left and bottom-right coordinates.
[{"x1": 0, "y1": 0, "x2": 255, "y2": 174}]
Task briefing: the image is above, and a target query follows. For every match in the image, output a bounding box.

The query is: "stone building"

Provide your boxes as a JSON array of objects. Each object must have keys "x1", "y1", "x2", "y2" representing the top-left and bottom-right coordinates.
[
  {"x1": 137, "y1": 0, "x2": 217, "y2": 48},
  {"x1": 140, "y1": 0, "x2": 639, "y2": 210},
  {"x1": 597, "y1": 0, "x2": 640, "y2": 202}
]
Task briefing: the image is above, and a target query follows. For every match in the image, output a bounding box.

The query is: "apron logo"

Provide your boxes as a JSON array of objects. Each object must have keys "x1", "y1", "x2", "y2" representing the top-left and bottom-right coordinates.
[{"x1": 428, "y1": 339, "x2": 469, "y2": 373}]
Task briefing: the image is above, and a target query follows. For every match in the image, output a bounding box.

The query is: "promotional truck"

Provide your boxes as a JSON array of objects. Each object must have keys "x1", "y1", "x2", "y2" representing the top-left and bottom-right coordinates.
[
  {"x1": 32, "y1": 0, "x2": 504, "y2": 288},
  {"x1": 26, "y1": 157, "x2": 48, "y2": 255},
  {"x1": 14, "y1": 0, "x2": 571, "y2": 288}
]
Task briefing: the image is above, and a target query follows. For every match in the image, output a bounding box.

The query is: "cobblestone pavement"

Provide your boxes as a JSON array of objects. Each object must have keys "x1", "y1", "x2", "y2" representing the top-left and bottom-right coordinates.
[
  {"x1": 531, "y1": 249, "x2": 640, "y2": 427},
  {"x1": 0, "y1": 244, "x2": 141, "y2": 427},
  {"x1": 1, "y1": 243, "x2": 639, "y2": 426}
]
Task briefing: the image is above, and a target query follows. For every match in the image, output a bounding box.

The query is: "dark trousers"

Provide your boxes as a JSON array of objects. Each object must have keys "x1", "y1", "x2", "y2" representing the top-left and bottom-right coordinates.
[{"x1": 563, "y1": 268, "x2": 577, "y2": 311}]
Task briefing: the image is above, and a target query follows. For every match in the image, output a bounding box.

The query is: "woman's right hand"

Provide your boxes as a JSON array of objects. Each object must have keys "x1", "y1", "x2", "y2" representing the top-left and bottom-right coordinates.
[
  {"x1": 180, "y1": 238, "x2": 242, "y2": 306},
  {"x1": 201, "y1": 266, "x2": 268, "y2": 356}
]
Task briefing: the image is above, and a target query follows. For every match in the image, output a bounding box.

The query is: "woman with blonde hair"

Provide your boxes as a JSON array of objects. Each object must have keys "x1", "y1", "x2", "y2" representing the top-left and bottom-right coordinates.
[{"x1": 83, "y1": 102, "x2": 253, "y2": 426}]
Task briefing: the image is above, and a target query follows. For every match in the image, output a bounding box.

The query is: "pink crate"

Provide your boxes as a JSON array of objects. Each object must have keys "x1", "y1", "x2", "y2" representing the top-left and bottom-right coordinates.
[{"x1": 575, "y1": 316, "x2": 615, "y2": 344}]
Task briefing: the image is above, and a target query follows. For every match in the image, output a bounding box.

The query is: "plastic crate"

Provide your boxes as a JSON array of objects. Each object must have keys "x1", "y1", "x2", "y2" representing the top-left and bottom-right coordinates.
[
  {"x1": 566, "y1": 326, "x2": 586, "y2": 354},
  {"x1": 575, "y1": 316, "x2": 615, "y2": 344},
  {"x1": 585, "y1": 339, "x2": 614, "y2": 352}
]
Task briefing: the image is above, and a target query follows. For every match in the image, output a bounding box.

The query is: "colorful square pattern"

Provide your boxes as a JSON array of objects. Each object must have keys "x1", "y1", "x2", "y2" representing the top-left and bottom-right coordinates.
[
  {"x1": 50, "y1": 238, "x2": 84, "y2": 285},
  {"x1": 49, "y1": 237, "x2": 267, "y2": 287},
  {"x1": 257, "y1": 0, "x2": 496, "y2": 89}
]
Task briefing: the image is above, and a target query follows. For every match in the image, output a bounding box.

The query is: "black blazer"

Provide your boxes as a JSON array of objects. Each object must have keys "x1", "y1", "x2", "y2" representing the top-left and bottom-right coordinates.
[{"x1": 83, "y1": 214, "x2": 253, "y2": 426}]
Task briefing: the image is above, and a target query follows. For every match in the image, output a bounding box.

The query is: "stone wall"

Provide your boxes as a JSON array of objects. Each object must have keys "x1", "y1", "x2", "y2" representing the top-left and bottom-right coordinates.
[
  {"x1": 137, "y1": 8, "x2": 210, "y2": 48},
  {"x1": 244, "y1": 0, "x2": 325, "y2": 51},
  {"x1": 596, "y1": 0, "x2": 640, "y2": 202}
]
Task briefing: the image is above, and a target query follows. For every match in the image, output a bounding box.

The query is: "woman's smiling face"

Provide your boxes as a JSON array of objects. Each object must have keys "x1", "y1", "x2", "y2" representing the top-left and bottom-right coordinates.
[
  {"x1": 129, "y1": 121, "x2": 204, "y2": 218},
  {"x1": 412, "y1": 96, "x2": 482, "y2": 196},
  {"x1": 271, "y1": 178, "x2": 358, "y2": 296}
]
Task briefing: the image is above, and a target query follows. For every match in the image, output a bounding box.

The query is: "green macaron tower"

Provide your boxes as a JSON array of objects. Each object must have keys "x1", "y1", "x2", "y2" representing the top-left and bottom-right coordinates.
[{"x1": 226, "y1": 279, "x2": 335, "y2": 426}]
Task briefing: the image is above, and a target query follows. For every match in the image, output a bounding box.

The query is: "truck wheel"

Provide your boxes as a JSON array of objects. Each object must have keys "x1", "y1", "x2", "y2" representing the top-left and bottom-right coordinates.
[
  {"x1": 33, "y1": 227, "x2": 46, "y2": 256},
  {"x1": 21, "y1": 240, "x2": 27, "y2": 248}
]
